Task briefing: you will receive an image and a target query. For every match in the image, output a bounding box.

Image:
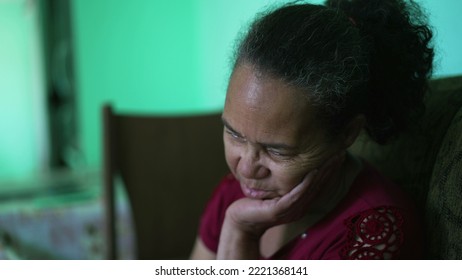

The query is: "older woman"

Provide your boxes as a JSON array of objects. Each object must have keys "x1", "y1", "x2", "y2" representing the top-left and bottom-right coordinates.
[{"x1": 191, "y1": 0, "x2": 433, "y2": 260}]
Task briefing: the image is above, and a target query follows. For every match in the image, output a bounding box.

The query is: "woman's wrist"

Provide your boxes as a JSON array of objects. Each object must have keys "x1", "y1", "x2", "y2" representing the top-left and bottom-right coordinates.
[{"x1": 216, "y1": 213, "x2": 263, "y2": 259}]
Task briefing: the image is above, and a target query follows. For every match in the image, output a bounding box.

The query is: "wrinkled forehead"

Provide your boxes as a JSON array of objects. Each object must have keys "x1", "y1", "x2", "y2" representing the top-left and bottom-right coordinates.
[
  {"x1": 226, "y1": 64, "x2": 307, "y2": 110},
  {"x1": 224, "y1": 64, "x2": 324, "y2": 143}
]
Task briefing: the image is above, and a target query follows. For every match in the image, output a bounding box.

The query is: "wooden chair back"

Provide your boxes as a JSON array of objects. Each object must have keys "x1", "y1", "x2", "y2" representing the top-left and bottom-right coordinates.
[{"x1": 102, "y1": 105, "x2": 229, "y2": 259}]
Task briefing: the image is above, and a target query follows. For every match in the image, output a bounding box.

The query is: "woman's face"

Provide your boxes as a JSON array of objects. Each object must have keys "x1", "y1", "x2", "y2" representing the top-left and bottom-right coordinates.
[{"x1": 222, "y1": 64, "x2": 339, "y2": 200}]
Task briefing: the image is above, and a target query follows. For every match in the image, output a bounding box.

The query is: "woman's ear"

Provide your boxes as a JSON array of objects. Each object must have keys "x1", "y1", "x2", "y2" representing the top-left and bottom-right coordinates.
[{"x1": 342, "y1": 115, "x2": 366, "y2": 148}]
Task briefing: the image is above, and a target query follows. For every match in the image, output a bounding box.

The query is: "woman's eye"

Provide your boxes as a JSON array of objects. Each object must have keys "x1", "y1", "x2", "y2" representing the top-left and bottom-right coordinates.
[
  {"x1": 267, "y1": 149, "x2": 290, "y2": 158},
  {"x1": 226, "y1": 129, "x2": 245, "y2": 142}
]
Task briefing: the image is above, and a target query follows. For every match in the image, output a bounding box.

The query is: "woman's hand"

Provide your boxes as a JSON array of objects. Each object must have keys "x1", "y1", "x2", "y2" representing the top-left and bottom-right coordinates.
[
  {"x1": 229, "y1": 152, "x2": 344, "y2": 234},
  {"x1": 217, "y1": 152, "x2": 345, "y2": 259}
]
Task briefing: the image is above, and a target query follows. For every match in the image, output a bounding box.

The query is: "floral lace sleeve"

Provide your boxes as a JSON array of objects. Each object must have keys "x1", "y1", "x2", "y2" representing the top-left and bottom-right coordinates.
[{"x1": 340, "y1": 206, "x2": 404, "y2": 259}]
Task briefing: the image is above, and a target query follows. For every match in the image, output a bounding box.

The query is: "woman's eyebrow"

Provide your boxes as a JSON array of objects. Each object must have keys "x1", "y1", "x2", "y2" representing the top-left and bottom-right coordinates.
[
  {"x1": 221, "y1": 117, "x2": 244, "y2": 138},
  {"x1": 262, "y1": 142, "x2": 296, "y2": 151},
  {"x1": 221, "y1": 116, "x2": 296, "y2": 150}
]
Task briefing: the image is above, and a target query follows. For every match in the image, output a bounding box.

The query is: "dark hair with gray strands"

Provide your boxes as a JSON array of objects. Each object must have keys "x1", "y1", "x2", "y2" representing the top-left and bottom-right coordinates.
[{"x1": 232, "y1": 0, "x2": 434, "y2": 144}]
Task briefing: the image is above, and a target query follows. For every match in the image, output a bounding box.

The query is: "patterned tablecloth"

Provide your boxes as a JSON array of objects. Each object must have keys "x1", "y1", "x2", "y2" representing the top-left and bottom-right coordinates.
[{"x1": 0, "y1": 171, "x2": 135, "y2": 259}]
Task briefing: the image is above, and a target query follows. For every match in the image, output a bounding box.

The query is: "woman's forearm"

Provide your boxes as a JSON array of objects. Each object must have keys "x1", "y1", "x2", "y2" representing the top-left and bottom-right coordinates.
[{"x1": 216, "y1": 215, "x2": 262, "y2": 259}]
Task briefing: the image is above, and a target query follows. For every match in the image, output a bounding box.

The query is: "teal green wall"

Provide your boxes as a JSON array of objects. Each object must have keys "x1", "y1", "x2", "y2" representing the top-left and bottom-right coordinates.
[
  {"x1": 1, "y1": 0, "x2": 461, "y2": 181},
  {"x1": 423, "y1": 0, "x2": 462, "y2": 77},
  {"x1": 72, "y1": 0, "x2": 462, "y2": 170},
  {"x1": 72, "y1": 0, "x2": 205, "y2": 168},
  {"x1": 0, "y1": 0, "x2": 47, "y2": 181},
  {"x1": 71, "y1": 0, "x2": 291, "y2": 168}
]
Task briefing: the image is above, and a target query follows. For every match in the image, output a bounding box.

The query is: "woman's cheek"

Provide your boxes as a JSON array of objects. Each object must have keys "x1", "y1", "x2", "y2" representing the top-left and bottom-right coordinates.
[
  {"x1": 224, "y1": 141, "x2": 240, "y2": 174},
  {"x1": 271, "y1": 154, "x2": 324, "y2": 194},
  {"x1": 224, "y1": 148, "x2": 235, "y2": 173},
  {"x1": 270, "y1": 162, "x2": 310, "y2": 195}
]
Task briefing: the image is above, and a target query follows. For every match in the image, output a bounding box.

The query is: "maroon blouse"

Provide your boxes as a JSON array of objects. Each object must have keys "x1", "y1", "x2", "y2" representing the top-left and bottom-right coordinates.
[{"x1": 198, "y1": 161, "x2": 423, "y2": 259}]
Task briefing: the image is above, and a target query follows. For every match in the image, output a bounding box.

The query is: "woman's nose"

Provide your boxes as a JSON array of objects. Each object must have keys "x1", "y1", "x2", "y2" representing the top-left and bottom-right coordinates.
[{"x1": 237, "y1": 146, "x2": 270, "y2": 179}]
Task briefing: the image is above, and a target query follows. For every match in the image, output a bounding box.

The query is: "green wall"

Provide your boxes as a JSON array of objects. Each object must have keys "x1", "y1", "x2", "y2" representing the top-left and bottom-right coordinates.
[
  {"x1": 72, "y1": 0, "x2": 462, "y2": 170},
  {"x1": 0, "y1": 0, "x2": 461, "y2": 181},
  {"x1": 71, "y1": 0, "x2": 290, "y2": 168},
  {"x1": 425, "y1": 0, "x2": 462, "y2": 76},
  {"x1": 0, "y1": 0, "x2": 47, "y2": 181}
]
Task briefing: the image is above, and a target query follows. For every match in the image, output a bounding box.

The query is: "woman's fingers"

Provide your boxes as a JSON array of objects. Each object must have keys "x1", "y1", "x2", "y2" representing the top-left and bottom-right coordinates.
[
  {"x1": 228, "y1": 151, "x2": 347, "y2": 230},
  {"x1": 274, "y1": 151, "x2": 346, "y2": 220},
  {"x1": 285, "y1": 151, "x2": 345, "y2": 202},
  {"x1": 278, "y1": 169, "x2": 318, "y2": 207}
]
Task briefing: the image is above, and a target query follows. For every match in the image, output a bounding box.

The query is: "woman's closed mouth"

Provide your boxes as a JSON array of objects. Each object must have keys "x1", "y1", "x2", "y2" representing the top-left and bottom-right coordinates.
[{"x1": 240, "y1": 182, "x2": 275, "y2": 199}]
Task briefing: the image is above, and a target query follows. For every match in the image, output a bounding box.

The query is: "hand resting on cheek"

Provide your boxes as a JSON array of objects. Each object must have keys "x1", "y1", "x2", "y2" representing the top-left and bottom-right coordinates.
[{"x1": 217, "y1": 152, "x2": 345, "y2": 259}]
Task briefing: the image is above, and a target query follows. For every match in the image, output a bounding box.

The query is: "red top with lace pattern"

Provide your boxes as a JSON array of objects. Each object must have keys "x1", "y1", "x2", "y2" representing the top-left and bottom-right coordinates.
[{"x1": 198, "y1": 161, "x2": 423, "y2": 259}]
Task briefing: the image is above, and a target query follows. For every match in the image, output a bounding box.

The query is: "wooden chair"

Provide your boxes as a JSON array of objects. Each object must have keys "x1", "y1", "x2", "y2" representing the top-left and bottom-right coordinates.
[{"x1": 102, "y1": 104, "x2": 229, "y2": 259}]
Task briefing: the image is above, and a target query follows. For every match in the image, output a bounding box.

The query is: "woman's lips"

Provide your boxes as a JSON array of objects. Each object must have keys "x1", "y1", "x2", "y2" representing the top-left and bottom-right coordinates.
[{"x1": 241, "y1": 183, "x2": 274, "y2": 199}]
